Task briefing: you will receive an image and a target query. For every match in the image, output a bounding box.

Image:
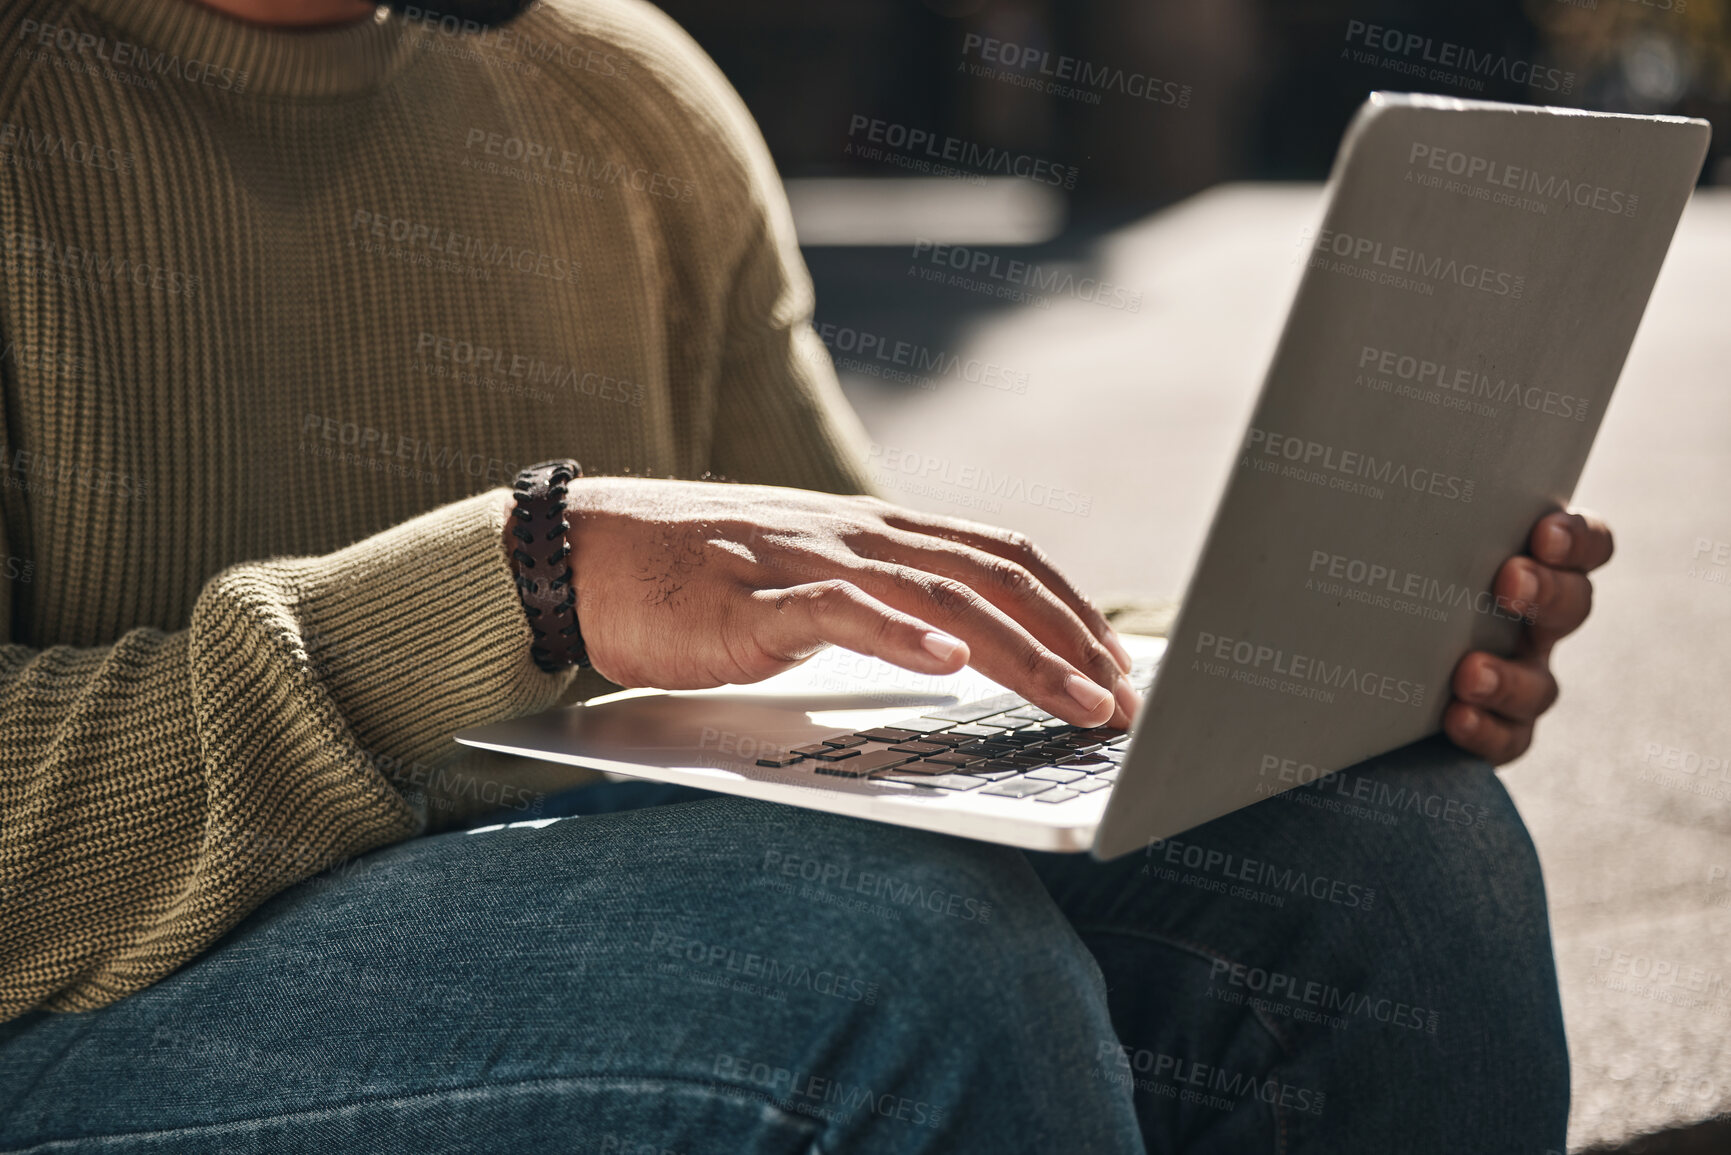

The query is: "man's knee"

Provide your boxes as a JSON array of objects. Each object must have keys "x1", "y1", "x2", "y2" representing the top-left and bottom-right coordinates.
[{"x1": 1342, "y1": 737, "x2": 1548, "y2": 928}]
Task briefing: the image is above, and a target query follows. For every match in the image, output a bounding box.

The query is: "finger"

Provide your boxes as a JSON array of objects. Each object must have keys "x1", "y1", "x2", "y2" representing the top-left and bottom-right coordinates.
[
  {"x1": 860, "y1": 529, "x2": 1130, "y2": 706},
  {"x1": 847, "y1": 563, "x2": 1127, "y2": 728},
  {"x1": 752, "y1": 580, "x2": 971, "y2": 680},
  {"x1": 875, "y1": 508, "x2": 1133, "y2": 674},
  {"x1": 1443, "y1": 700, "x2": 1534, "y2": 765},
  {"x1": 1530, "y1": 509, "x2": 1614, "y2": 573},
  {"x1": 1494, "y1": 558, "x2": 1593, "y2": 647},
  {"x1": 1451, "y1": 651, "x2": 1558, "y2": 725}
]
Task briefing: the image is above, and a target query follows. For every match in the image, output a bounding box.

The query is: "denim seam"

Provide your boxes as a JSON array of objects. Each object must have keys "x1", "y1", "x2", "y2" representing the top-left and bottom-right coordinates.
[
  {"x1": 0, "y1": 1072, "x2": 822, "y2": 1153},
  {"x1": 1069, "y1": 921, "x2": 1294, "y2": 1155},
  {"x1": 1068, "y1": 921, "x2": 1303, "y2": 1053}
]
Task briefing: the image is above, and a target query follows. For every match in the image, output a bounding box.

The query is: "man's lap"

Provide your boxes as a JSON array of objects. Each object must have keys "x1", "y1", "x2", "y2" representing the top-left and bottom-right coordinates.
[{"x1": 0, "y1": 737, "x2": 1565, "y2": 1154}]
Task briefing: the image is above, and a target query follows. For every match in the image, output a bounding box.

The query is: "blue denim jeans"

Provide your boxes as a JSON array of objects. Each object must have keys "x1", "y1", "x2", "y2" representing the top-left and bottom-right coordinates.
[{"x1": 0, "y1": 736, "x2": 1567, "y2": 1153}]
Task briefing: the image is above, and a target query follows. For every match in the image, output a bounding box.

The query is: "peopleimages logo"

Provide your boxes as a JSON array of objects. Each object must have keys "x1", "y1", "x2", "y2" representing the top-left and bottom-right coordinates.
[
  {"x1": 349, "y1": 210, "x2": 580, "y2": 285},
  {"x1": 1357, "y1": 345, "x2": 1589, "y2": 423},
  {"x1": 1407, "y1": 143, "x2": 1637, "y2": 217},
  {"x1": 1242, "y1": 426, "x2": 1474, "y2": 504},
  {"x1": 399, "y1": 5, "x2": 631, "y2": 79},
  {"x1": 461, "y1": 128, "x2": 696, "y2": 200},
  {"x1": 1145, "y1": 835, "x2": 1378, "y2": 909},
  {"x1": 959, "y1": 34, "x2": 1192, "y2": 108},
  {"x1": 16, "y1": 20, "x2": 250, "y2": 91},
  {"x1": 1342, "y1": 19, "x2": 1574, "y2": 94},
  {"x1": 414, "y1": 332, "x2": 644, "y2": 405},
  {"x1": 1304, "y1": 228, "x2": 1524, "y2": 299},
  {"x1": 909, "y1": 240, "x2": 1143, "y2": 313},
  {"x1": 759, "y1": 849, "x2": 994, "y2": 923},
  {"x1": 1192, "y1": 628, "x2": 1427, "y2": 708},
  {"x1": 647, "y1": 928, "x2": 879, "y2": 1005},
  {"x1": 868, "y1": 443, "x2": 1093, "y2": 517},
  {"x1": 0, "y1": 121, "x2": 137, "y2": 174},
  {"x1": 815, "y1": 321, "x2": 1028, "y2": 394},
  {"x1": 1097, "y1": 1041, "x2": 1327, "y2": 1115},
  {"x1": 712, "y1": 1054, "x2": 946, "y2": 1129},
  {"x1": 846, "y1": 114, "x2": 1079, "y2": 189},
  {"x1": 1257, "y1": 754, "x2": 1491, "y2": 828},
  {"x1": 1207, "y1": 959, "x2": 1440, "y2": 1033},
  {"x1": 1307, "y1": 547, "x2": 1534, "y2": 625},
  {"x1": 1, "y1": 227, "x2": 202, "y2": 297},
  {"x1": 299, "y1": 412, "x2": 519, "y2": 487}
]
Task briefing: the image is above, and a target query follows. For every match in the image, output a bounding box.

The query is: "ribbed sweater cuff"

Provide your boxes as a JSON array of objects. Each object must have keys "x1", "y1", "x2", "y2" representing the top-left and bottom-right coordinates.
[{"x1": 280, "y1": 489, "x2": 574, "y2": 773}]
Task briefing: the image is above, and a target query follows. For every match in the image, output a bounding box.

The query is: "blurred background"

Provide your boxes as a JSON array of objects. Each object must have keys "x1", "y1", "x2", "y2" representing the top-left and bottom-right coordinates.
[
  {"x1": 660, "y1": 0, "x2": 1731, "y2": 205},
  {"x1": 649, "y1": 2, "x2": 1731, "y2": 1152}
]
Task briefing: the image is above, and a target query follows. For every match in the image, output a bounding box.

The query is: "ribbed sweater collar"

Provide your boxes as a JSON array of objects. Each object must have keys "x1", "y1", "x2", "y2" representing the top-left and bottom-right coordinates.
[{"x1": 67, "y1": 0, "x2": 424, "y2": 99}]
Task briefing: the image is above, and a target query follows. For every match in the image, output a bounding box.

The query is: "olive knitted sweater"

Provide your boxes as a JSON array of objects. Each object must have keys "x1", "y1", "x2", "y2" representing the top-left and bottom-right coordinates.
[{"x1": 0, "y1": 0, "x2": 874, "y2": 1020}]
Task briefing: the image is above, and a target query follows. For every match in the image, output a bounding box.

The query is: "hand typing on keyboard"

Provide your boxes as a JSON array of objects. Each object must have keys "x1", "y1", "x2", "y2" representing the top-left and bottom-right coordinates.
[{"x1": 555, "y1": 477, "x2": 1140, "y2": 728}]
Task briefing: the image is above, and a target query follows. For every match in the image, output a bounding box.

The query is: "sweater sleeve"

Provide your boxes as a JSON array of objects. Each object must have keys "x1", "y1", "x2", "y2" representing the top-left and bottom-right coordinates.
[
  {"x1": 669, "y1": 15, "x2": 877, "y2": 497},
  {"x1": 0, "y1": 490, "x2": 574, "y2": 1020},
  {"x1": 706, "y1": 207, "x2": 883, "y2": 499}
]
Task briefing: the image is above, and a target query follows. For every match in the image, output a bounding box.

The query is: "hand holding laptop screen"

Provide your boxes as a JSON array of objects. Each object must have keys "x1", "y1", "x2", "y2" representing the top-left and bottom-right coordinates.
[
  {"x1": 551, "y1": 475, "x2": 1606, "y2": 765},
  {"x1": 1446, "y1": 508, "x2": 1613, "y2": 763}
]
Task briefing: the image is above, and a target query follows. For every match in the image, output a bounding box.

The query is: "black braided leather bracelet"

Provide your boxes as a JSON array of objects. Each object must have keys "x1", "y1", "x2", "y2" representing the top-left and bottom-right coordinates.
[{"x1": 507, "y1": 459, "x2": 590, "y2": 672}]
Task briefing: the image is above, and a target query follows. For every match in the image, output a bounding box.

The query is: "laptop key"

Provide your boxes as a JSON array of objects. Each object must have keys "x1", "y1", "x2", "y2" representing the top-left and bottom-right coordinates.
[
  {"x1": 817, "y1": 749, "x2": 915, "y2": 777},
  {"x1": 925, "y1": 692, "x2": 1025, "y2": 723},
  {"x1": 967, "y1": 766, "x2": 1022, "y2": 781},
  {"x1": 1025, "y1": 767, "x2": 1087, "y2": 784},
  {"x1": 1034, "y1": 788, "x2": 1080, "y2": 804},
  {"x1": 958, "y1": 741, "x2": 1016, "y2": 756},
  {"x1": 791, "y1": 743, "x2": 833, "y2": 757},
  {"x1": 887, "y1": 717, "x2": 960, "y2": 734},
  {"x1": 755, "y1": 754, "x2": 805, "y2": 768},
  {"x1": 811, "y1": 747, "x2": 862, "y2": 762},
  {"x1": 888, "y1": 741, "x2": 948, "y2": 756},
  {"x1": 1068, "y1": 764, "x2": 1116, "y2": 777},
  {"x1": 855, "y1": 727, "x2": 922, "y2": 743},
  {"x1": 946, "y1": 724, "x2": 1001, "y2": 739},
  {"x1": 872, "y1": 772, "x2": 986, "y2": 791},
  {"x1": 926, "y1": 752, "x2": 985, "y2": 767},
  {"x1": 916, "y1": 732, "x2": 968, "y2": 747},
  {"x1": 822, "y1": 735, "x2": 868, "y2": 749},
  {"x1": 979, "y1": 778, "x2": 1055, "y2": 798},
  {"x1": 1071, "y1": 778, "x2": 1112, "y2": 793},
  {"x1": 991, "y1": 731, "x2": 1046, "y2": 748}
]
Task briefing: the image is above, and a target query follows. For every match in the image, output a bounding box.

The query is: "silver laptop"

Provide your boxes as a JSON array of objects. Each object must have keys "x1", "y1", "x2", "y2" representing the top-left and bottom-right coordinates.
[{"x1": 458, "y1": 93, "x2": 1710, "y2": 860}]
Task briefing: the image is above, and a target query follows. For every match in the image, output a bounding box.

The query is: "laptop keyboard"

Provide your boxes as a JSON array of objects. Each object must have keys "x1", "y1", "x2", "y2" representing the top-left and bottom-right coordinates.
[{"x1": 755, "y1": 657, "x2": 1159, "y2": 805}]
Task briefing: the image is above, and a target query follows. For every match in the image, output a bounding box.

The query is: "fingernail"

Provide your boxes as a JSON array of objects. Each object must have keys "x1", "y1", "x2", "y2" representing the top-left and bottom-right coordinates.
[
  {"x1": 1104, "y1": 630, "x2": 1133, "y2": 674},
  {"x1": 920, "y1": 630, "x2": 965, "y2": 663},
  {"x1": 1513, "y1": 568, "x2": 1539, "y2": 606},
  {"x1": 1066, "y1": 673, "x2": 1114, "y2": 717},
  {"x1": 1537, "y1": 521, "x2": 1570, "y2": 564},
  {"x1": 1458, "y1": 708, "x2": 1480, "y2": 735},
  {"x1": 1468, "y1": 665, "x2": 1498, "y2": 700},
  {"x1": 1112, "y1": 674, "x2": 1141, "y2": 723}
]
